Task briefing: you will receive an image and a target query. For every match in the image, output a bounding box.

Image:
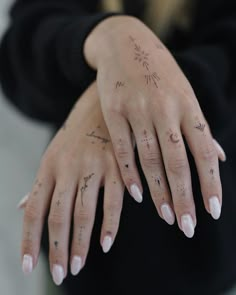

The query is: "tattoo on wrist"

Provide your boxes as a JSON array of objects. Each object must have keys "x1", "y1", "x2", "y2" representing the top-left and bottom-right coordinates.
[{"x1": 80, "y1": 173, "x2": 95, "y2": 206}]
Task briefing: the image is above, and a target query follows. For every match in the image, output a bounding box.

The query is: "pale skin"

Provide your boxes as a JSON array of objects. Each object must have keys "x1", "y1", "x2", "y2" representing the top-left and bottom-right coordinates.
[
  {"x1": 84, "y1": 15, "x2": 224, "y2": 236},
  {"x1": 19, "y1": 15, "x2": 227, "y2": 286},
  {"x1": 20, "y1": 83, "x2": 124, "y2": 285}
]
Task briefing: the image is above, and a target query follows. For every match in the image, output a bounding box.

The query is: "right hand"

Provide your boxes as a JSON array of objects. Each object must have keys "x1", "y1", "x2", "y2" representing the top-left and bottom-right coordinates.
[{"x1": 84, "y1": 16, "x2": 226, "y2": 238}]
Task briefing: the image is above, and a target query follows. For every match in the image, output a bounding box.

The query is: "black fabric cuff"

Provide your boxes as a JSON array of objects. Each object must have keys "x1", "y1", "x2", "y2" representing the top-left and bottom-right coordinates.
[{"x1": 56, "y1": 12, "x2": 121, "y2": 91}]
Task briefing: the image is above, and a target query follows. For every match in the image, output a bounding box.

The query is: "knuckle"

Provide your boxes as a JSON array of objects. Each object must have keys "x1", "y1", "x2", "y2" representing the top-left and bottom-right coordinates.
[
  {"x1": 167, "y1": 157, "x2": 188, "y2": 175},
  {"x1": 24, "y1": 203, "x2": 43, "y2": 223},
  {"x1": 199, "y1": 145, "x2": 217, "y2": 161},
  {"x1": 105, "y1": 199, "x2": 121, "y2": 214},
  {"x1": 115, "y1": 144, "x2": 129, "y2": 160},
  {"x1": 48, "y1": 212, "x2": 66, "y2": 227},
  {"x1": 74, "y1": 209, "x2": 90, "y2": 225},
  {"x1": 142, "y1": 152, "x2": 162, "y2": 169}
]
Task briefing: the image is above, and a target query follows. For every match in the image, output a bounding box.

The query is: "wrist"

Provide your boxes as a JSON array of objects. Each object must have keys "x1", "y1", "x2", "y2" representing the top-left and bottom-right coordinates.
[{"x1": 83, "y1": 15, "x2": 142, "y2": 69}]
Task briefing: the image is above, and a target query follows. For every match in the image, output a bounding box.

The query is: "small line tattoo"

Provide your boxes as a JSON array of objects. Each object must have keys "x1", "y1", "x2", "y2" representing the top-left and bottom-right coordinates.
[
  {"x1": 80, "y1": 173, "x2": 95, "y2": 206},
  {"x1": 86, "y1": 130, "x2": 110, "y2": 144},
  {"x1": 210, "y1": 169, "x2": 214, "y2": 175},
  {"x1": 115, "y1": 81, "x2": 125, "y2": 89},
  {"x1": 195, "y1": 123, "x2": 206, "y2": 132},
  {"x1": 145, "y1": 72, "x2": 160, "y2": 88},
  {"x1": 56, "y1": 200, "x2": 61, "y2": 206}
]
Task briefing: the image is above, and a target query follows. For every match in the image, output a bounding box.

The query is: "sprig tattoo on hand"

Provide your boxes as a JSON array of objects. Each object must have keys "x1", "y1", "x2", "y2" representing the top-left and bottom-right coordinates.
[{"x1": 129, "y1": 35, "x2": 160, "y2": 88}]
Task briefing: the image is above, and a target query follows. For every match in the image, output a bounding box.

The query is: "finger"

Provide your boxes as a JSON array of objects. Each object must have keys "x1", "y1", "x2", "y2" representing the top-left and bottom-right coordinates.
[
  {"x1": 130, "y1": 121, "x2": 175, "y2": 225},
  {"x1": 70, "y1": 172, "x2": 100, "y2": 276},
  {"x1": 105, "y1": 112, "x2": 143, "y2": 203},
  {"x1": 22, "y1": 175, "x2": 54, "y2": 275},
  {"x1": 17, "y1": 193, "x2": 30, "y2": 209},
  {"x1": 183, "y1": 113, "x2": 222, "y2": 220},
  {"x1": 213, "y1": 139, "x2": 226, "y2": 162},
  {"x1": 100, "y1": 171, "x2": 124, "y2": 253},
  {"x1": 48, "y1": 179, "x2": 77, "y2": 286},
  {"x1": 157, "y1": 122, "x2": 196, "y2": 238}
]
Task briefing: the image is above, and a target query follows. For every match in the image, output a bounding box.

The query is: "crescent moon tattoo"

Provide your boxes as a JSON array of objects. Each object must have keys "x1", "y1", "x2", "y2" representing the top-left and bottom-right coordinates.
[{"x1": 170, "y1": 133, "x2": 180, "y2": 143}]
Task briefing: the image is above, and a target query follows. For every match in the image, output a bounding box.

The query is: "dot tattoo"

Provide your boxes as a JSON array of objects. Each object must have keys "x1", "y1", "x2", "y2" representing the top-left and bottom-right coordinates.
[
  {"x1": 80, "y1": 173, "x2": 95, "y2": 206},
  {"x1": 141, "y1": 129, "x2": 153, "y2": 149},
  {"x1": 195, "y1": 122, "x2": 206, "y2": 132},
  {"x1": 125, "y1": 164, "x2": 129, "y2": 168},
  {"x1": 78, "y1": 225, "x2": 85, "y2": 245},
  {"x1": 54, "y1": 241, "x2": 59, "y2": 249}
]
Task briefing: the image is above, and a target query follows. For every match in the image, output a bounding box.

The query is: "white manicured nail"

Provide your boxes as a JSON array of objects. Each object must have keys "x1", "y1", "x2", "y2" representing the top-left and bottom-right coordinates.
[
  {"x1": 52, "y1": 264, "x2": 64, "y2": 286},
  {"x1": 161, "y1": 204, "x2": 175, "y2": 225},
  {"x1": 209, "y1": 196, "x2": 221, "y2": 220},
  {"x1": 130, "y1": 184, "x2": 143, "y2": 203},
  {"x1": 22, "y1": 254, "x2": 33, "y2": 275},
  {"x1": 71, "y1": 256, "x2": 82, "y2": 276},
  {"x1": 17, "y1": 193, "x2": 30, "y2": 209},
  {"x1": 213, "y1": 139, "x2": 226, "y2": 162},
  {"x1": 102, "y1": 236, "x2": 113, "y2": 253},
  {"x1": 181, "y1": 214, "x2": 195, "y2": 238}
]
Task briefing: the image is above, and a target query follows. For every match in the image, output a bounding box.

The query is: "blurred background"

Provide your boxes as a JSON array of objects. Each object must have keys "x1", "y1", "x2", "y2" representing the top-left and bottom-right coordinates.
[{"x1": 0, "y1": 1, "x2": 61, "y2": 294}]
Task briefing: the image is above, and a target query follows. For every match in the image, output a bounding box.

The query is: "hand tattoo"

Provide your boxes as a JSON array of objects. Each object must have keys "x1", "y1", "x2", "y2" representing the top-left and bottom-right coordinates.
[
  {"x1": 129, "y1": 35, "x2": 160, "y2": 88},
  {"x1": 80, "y1": 173, "x2": 95, "y2": 206}
]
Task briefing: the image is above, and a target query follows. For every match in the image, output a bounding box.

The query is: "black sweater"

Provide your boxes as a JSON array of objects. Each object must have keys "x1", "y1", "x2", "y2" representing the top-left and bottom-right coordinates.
[{"x1": 0, "y1": 1, "x2": 236, "y2": 294}]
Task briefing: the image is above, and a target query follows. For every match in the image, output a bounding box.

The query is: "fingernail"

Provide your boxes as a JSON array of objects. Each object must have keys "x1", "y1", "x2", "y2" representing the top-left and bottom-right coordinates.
[
  {"x1": 52, "y1": 264, "x2": 64, "y2": 286},
  {"x1": 71, "y1": 256, "x2": 82, "y2": 276},
  {"x1": 22, "y1": 254, "x2": 33, "y2": 275},
  {"x1": 181, "y1": 214, "x2": 195, "y2": 238},
  {"x1": 17, "y1": 193, "x2": 30, "y2": 209},
  {"x1": 130, "y1": 184, "x2": 143, "y2": 203},
  {"x1": 209, "y1": 196, "x2": 221, "y2": 220},
  {"x1": 213, "y1": 139, "x2": 226, "y2": 162},
  {"x1": 161, "y1": 204, "x2": 175, "y2": 225},
  {"x1": 102, "y1": 236, "x2": 113, "y2": 253}
]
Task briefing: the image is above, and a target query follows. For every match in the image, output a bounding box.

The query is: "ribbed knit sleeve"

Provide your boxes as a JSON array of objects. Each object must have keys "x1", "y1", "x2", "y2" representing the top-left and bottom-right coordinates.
[{"x1": 0, "y1": 0, "x2": 119, "y2": 125}]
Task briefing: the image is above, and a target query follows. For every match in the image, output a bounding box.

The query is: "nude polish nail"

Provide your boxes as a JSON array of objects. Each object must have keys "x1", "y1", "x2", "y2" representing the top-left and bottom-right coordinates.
[
  {"x1": 181, "y1": 214, "x2": 195, "y2": 238},
  {"x1": 71, "y1": 256, "x2": 82, "y2": 276},
  {"x1": 130, "y1": 184, "x2": 143, "y2": 203},
  {"x1": 213, "y1": 139, "x2": 226, "y2": 162},
  {"x1": 17, "y1": 193, "x2": 30, "y2": 209},
  {"x1": 102, "y1": 236, "x2": 113, "y2": 253},
  {"x1": 52, "y1": 264, "x2": 64, "y2": 286},
  {"x1": 209, "y1": 196, "x2": 221, "y2": 220},
  {"x1": 161, "y1": 204, "x2": 175, "y2": 225},
  {"x1": 22, "y1": 254, "x2": 33, "y2": 275}
]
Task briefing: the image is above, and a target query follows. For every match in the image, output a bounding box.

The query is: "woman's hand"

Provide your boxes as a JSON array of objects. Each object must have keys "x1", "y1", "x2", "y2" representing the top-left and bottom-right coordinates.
[
  {"x1": 19, "y1": 82, "x2": 124, "y2": 285},
  {"x1": 84, "y1": 16, "x2": 224, "y2": 237}
]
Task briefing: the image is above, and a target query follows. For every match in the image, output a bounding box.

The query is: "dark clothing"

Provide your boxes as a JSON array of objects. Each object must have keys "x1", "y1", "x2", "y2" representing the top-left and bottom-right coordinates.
[{"x1": 0, "y1": 0, "x2": 236, "y2": 294}]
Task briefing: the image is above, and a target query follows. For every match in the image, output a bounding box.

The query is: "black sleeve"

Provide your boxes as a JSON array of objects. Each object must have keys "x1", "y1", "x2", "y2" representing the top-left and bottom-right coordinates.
[
  {"x1": 0, "y1": 0, "x2": 119, "y2": 125},
  {"x1": 173, "y1": 0, "x2": 236, "y2": 136}
]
